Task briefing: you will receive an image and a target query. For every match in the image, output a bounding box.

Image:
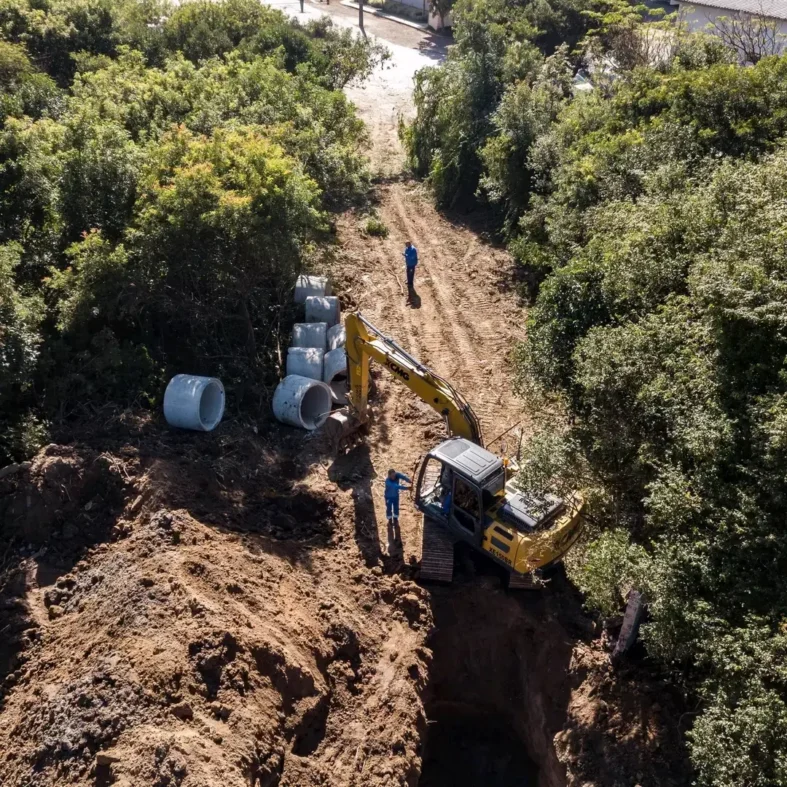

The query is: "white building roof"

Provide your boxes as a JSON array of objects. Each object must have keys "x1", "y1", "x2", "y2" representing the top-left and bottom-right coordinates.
[{"x1": 677, "y1": 0, "x2": 787, "y2": 20}]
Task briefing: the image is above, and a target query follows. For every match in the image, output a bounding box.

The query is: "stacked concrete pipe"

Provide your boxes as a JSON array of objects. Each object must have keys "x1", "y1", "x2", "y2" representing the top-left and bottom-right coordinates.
[
  {"x1": 327, "y1": 323, "x2": 346, "y2": 351},
  {"x1": 305, "y1": 296, "x2": 341, "y2": 327},
  {"x1": 286, "y1": 347, "x2": 324, "y2": 381},
  {"x1": 274, "y1": 275, "x2": 345, "y2": 430},
  {"x1": 323, "y1": 347, "x2": 348, "y2": 404},
  {"x1": 272, "y1": 375, "x2": 333, "y2": 430},
  {"x1": 294, "y1": 275, "x2": 331, "y2": 304},
  {"x1": 292, "y1": 322, "x2": 327, "y2": 351}
]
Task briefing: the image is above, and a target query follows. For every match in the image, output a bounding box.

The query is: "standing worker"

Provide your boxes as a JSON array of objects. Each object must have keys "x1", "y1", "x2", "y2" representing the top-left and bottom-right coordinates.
[
  {"x1": 385, "y1": 468, "x2": 411, "y2": 527},
  {"x1": 403, "y1": 241, "x2": 418, "y2": 291}
]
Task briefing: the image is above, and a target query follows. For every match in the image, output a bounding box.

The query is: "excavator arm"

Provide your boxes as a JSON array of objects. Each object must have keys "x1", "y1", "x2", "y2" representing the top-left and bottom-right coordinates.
[{"x1": 341, "y1": 312, "x2": 483, "y2": 445}]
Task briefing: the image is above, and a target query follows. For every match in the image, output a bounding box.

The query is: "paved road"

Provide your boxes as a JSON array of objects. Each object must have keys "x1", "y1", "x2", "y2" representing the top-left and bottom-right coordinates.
[{"x1": 263, "y1": 0, "x2": 449, "y2": 174}]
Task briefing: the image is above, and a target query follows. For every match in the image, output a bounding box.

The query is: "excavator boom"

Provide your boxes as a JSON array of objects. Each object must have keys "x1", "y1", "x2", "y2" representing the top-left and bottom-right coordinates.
[{"x1": 341, "y1": 312, "x2": 483, "y2": 445}]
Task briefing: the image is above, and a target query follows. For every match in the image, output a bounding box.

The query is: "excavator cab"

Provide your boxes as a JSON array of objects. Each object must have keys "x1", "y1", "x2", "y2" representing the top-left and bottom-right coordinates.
[
  {"x1": 415, "y1": 438, "x2": 504, "y2": 545},
  {"x1": 414, "y1": 437, "x2": 583, "y2": 585}
]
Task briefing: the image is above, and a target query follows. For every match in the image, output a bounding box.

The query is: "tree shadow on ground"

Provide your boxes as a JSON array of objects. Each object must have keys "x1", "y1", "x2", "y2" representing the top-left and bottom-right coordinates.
[{"x1": 416, "y1": 33, "x2": 451, "y2": 63}]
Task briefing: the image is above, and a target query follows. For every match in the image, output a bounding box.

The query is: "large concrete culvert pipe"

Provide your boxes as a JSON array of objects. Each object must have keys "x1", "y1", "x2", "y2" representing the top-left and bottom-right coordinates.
[
  {"x1": 305, "y1": 296, "x2": 341, "y2": 327},
  {"x1": 323, "y1": 347, "x2": 348, "y2": 404},
  {"x1": 164, "y1": 374, "x2": 225, "y2": 431},
  {"x1": 292, "y1": 322, "x2": 328, "y2": 351},
  {"x1": 272, "y1": 375, "x2": 333, "y2": 430},
  {"x1": 286, "y1": 347, "x2": 324, "y2": 381},
  {"x1": 294, "y1": 275, "x2": 331, "y2": 304},
  {"x1": 327, "y1": 323, "x2": 346, "y2": 351}
]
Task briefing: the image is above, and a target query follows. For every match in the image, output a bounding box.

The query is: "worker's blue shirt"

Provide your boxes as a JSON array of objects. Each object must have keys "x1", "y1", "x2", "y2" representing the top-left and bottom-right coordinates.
[
  {"x1": 404, "y1": 246, "x2": 418, "y2": 269},
  {"x1": 385, "y1": 473, "x2": 411, "y2": 500}
]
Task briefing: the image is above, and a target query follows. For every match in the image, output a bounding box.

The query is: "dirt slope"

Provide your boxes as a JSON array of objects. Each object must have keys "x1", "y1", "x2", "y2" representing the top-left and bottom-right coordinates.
[
  {"x1": 0, "y1": 436, "x2": 433, "y2": 787},
  {"x1": 332, "y1": 182, "x2": 525, "y2": 564}
]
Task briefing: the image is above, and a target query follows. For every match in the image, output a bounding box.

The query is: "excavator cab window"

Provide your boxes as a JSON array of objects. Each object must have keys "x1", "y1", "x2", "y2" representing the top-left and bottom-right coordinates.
[
  {"x1": 452, "y1": 476, "x2": 481, "y2": 534},
  {"x1": 416, "y1": 457, "x2": 452, "y2": 518}
]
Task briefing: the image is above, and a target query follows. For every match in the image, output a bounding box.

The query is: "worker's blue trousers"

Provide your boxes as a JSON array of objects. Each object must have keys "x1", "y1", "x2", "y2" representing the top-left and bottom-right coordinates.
[
  {"x1": 385, "y1": 497, "x2": 400, "y2": 519},
  {"x1": 406, "y1": 266, "x2": 416, "y2": 288}
]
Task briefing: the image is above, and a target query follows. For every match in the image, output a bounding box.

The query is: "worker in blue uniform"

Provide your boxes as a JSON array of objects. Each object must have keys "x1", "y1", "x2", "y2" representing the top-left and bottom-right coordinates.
[
  {"x1": 403, "y1": 242, "x2": 418, "y2": 290},
  {"x1": 385, "y1": 468, "x2": 411, "y2": 525}
]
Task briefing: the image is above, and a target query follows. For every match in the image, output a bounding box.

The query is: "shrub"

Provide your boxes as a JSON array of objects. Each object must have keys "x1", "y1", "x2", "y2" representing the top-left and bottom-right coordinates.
[
  {"x1": 364, "y1": 216, "x2": 388, "y2": 237},
  {"x1": 0, "y1": 0, "x2": 381, "y2": 452},
  {"x1": 0, "y1": 242, "x2": 44, "y2": 463}
]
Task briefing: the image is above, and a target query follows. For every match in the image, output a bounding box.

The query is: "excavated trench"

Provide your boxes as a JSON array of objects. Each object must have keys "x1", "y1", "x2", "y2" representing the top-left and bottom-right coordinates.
[
  {"x1": 419, "y1": 556, "x2": 581, "y2": 787},
  {"x1": 419, "y1": 705, "x2": 539, "y2": 786}
]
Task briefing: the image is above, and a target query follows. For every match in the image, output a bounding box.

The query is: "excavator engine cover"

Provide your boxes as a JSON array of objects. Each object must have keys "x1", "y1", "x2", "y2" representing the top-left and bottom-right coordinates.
[{"x1": 497, "y1": 491, "x2": 565, "y2": 532}]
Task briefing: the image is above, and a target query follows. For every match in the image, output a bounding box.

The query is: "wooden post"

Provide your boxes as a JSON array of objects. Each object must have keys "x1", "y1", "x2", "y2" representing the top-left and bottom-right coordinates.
[{"x1": 612, "y1": 590, "x2": 645, "y2": 665}]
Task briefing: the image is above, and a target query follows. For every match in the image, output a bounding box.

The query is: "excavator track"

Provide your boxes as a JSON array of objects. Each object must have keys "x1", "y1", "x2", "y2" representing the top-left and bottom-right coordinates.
[{"x1": 418, "y1": 517, "x2": 455, "y2": 584}]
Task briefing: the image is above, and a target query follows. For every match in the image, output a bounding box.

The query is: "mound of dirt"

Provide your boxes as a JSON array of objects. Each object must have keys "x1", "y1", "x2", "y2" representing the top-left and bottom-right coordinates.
[
  {"x1": 556, "y1": 642, "x2": 691, "y2": 787},
  {"x1": 0, "y1": 445, "x2": 432, "y2": 787},
  {"x1": 0, "y1": 430, "x2": 692, "y2": 787},
  {"x1": 1, "y1": 444, "x2": 130, "y2": 547}
]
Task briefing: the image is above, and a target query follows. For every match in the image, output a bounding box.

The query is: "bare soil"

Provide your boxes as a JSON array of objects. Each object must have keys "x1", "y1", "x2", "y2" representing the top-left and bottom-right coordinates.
[{"x1": 0, "y1": 11, "x2": 692, "y2": 787}]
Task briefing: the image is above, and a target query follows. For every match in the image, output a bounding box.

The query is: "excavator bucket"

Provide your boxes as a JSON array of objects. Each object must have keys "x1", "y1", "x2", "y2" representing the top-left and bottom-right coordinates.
[{"x1": 322, "y1": 408, "x2": 365, "y2": 453}]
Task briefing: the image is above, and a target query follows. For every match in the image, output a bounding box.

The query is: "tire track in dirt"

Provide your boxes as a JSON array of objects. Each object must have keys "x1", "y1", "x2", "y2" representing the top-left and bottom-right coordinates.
[
  {"x1": 331, "y1": 22, "x2": 526, "y2": 559},
  {"x1": 388, "y1": 187, "x2": 486, "y2": 389},
  {"x1": 336, "y1": 178, "x2": 526, "y2": 561},
  {"x1": 387, "y1": 185, "x2": 523, "y2": 440}
]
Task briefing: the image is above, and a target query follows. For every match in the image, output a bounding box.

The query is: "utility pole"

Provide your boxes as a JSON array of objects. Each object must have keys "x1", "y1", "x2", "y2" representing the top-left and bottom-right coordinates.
[
  {"x1": 300, "y1": 0, "x2": 304, "y2": 11},
  {"x1": 358, "y1": 0, "x2": 364, "y2": 33}
]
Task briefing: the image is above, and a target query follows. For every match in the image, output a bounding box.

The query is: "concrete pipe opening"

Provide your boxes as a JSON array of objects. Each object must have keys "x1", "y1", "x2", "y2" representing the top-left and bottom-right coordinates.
[
  {"x1": 292, "y1": 322, "x2": 328, "y2": 351},
  {"x1": 294, "y1": 275, "x2": 331, "y2": 304},
  {"x1": 305, "y1": 296, "x2": 341, "y2": 328},
  {"x1": 327, "y1": 324, "x2": 346, "y2": 352},
  {"x1": 286, "y1": 347, "x2": 325, "y2": 381},
  {"x1": 164, "y1": 375, "x2": 225, "y2": 432},
  {"x1": 272, "y1": 375, "x2": 333, "y2": 430},
  {"x1": 323, "y1": 347, "x2": 348, "y2": 404}
]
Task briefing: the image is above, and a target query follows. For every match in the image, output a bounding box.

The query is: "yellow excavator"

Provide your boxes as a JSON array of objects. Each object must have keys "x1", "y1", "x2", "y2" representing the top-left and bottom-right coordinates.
[{"x1": 325, "y1": 312, "x2": 583, "y2": 588}]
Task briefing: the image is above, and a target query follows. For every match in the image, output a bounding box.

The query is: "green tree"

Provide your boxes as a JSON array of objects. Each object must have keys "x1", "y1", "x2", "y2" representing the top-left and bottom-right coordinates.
[{"x1": 0, "y1": 242, "x2": 44, "y2": 462}]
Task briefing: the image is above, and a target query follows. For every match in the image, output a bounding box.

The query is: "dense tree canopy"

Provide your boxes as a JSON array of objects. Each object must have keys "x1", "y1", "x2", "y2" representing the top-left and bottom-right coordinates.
[
  {"x1": 406, "y1": 2, "x2": 787, "y2": 784},
  {"x1": 0, "y1": 0, "x2": 386, "y2": 462}
]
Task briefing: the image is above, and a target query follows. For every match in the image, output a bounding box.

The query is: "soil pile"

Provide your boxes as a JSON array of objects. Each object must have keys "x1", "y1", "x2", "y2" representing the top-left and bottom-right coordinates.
[
  {"x1": 0, "y1": 434, "x2": 432, "y2": 787},
  {"x1": 0, "y1": 429, "x2": 691, "y2": 787}
]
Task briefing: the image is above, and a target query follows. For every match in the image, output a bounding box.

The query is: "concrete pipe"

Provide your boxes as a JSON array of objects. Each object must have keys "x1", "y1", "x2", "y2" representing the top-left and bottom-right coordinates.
[
  {"x1": 286, "y1": 347, "x2": 324, "y2": 381},
  {"x1": 323, "y1": 347, "x2": 348, "y2": 404},
  {"x1": 292, "y1": 322, "x2": 327, "y2": 351},
  {"x1": 163, "y1": 374, "x2": 225, "y2": 432},
  {"x1": 305, "y1": 295, "x2": 341, "y2": 328},
  {"x1": 294, "y1": 275, "x2": 331, "y2": 304},
  {"x1": 327, "y1": 323, "x2": 346, "y2": 351},
  {"x1": 272, "y1": 375, "x2": 333, "y2": 430}
]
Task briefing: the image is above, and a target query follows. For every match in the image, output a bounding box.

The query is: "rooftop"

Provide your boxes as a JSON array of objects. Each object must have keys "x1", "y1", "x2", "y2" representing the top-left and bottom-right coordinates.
[{"x1": 675, "y1": 0, "x2": 787, "y2": 20}]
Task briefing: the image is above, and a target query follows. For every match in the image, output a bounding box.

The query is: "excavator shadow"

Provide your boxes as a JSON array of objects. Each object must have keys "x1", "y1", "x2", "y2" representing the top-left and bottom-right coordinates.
[{"x1": 326, "y1": 442, "x2": 382, "y2": 567}]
